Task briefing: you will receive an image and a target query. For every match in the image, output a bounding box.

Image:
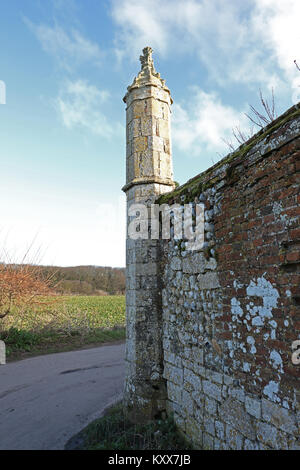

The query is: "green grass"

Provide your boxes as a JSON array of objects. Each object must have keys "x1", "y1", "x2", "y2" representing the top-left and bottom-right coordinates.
[
  {"x1": 65, "y1": 401, "x2": 193, "y2": 450},
  {"x1": 0, "y1": 295, "x2": 126, "y2": 360}
]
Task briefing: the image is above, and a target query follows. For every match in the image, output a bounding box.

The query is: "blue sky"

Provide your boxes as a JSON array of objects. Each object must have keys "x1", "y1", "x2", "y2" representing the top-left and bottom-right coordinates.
[{"x1": 0, "y1": 0, "x2": 299, "y2": 267}]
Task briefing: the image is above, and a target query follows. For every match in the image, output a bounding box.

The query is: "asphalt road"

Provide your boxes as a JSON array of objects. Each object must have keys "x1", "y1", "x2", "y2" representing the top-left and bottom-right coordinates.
[{"x1": 0, "y1": 342, "x2": 125, "y2": 450}]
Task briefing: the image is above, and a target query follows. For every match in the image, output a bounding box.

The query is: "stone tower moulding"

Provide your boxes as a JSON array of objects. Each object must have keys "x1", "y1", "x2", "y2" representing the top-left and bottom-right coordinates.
[{"x1": 122, "y1": 47, "x2": 175, "y2": 422}]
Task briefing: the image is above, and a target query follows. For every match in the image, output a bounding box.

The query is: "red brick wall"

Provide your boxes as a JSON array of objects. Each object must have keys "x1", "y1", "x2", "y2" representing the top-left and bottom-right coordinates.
[{"x1": 159, "y1": 104, "x2": 300, "y2": 449}]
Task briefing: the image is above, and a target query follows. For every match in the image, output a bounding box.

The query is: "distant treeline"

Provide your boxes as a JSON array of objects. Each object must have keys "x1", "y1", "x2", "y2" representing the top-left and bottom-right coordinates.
[{"x1": 38, "y1": 265, "x2": 126, "y2": 296}]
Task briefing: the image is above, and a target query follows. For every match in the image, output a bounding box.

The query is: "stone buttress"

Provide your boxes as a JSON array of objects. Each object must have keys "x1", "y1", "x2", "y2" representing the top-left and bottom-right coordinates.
[{"x1": 122, "y1": 47, "x2": 175, "y2": 422}]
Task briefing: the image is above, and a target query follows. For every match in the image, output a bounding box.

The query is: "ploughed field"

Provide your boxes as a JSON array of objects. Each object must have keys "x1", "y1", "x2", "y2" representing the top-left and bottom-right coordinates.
[{"x1": 0, "y1": 295, "x2": 126, "y2": 360}]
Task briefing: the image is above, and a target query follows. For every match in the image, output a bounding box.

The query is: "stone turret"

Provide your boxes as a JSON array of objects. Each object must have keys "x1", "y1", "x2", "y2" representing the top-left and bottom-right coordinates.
[
  {"x1": 123, "y1": 46, "x2": 174, "y2": 193},
  {"x1": 122, "y1": 47, "x2": 175, "y2": 422}
]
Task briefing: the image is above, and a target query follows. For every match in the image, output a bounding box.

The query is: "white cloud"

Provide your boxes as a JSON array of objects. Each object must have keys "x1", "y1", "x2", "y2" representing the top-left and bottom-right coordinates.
[
  {"x1": 111, "y1": 0, "x2": 300, "y2": 92},
  {"x1": 252, "y1": 0, "x2": 300, "y2": 90},
  {"x1": 56, "y1": 80, "x2": 121, "y2": 137},
  {"x1": 25, "y1": 20, "x2": 102, "y2": 70},
  {"x1": 172, "y1": 87, "x2": 251, "y2": 156},
  {"x1": 111, "y1": 0, "x2": 169, "y2": 59},
  {"x1": 111, "y1": 0, "x2": 254, "y2": 79}
]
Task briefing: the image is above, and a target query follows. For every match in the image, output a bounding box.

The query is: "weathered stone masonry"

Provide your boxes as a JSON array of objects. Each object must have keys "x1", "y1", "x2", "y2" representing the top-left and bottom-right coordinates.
[
  {"x1": 122, "y1": 47, "x2": 174, "y2": 422},
  {"x1": 123, "y1": 48, "x2": 300, "y2": 449}
]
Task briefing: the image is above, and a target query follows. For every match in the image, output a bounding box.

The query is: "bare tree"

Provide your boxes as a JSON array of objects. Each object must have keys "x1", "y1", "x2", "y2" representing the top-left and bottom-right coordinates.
[
  {"x1": 232, "y1": 124, "x2": 255, "y2": 145},
  {"x1": 0, "y1": 264, "x2": 54, "y2": 319},
  {"x1": 245, "y1": 88, "x2": 277, "y2": 129},
  {"x1": 222, "y1": 88, "x2": 277, "y2": 154},
  {"x1": 0, "y1": 242, "x2": 56, "y2": 321},
  {"x1": 221, "y1": 136, "x2": 235, "y2": 153}
]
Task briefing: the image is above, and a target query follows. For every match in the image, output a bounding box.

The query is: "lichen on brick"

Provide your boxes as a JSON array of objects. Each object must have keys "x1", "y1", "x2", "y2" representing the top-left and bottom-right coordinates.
[{"x1": 123, "y1": 48, "x2": 300, "y2": 448}]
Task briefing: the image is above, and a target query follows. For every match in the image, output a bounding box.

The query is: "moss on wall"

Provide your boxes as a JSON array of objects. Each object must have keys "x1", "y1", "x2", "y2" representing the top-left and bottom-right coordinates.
[{"x1": 157, "y1": 104, "x2": 300, "y2": 205}]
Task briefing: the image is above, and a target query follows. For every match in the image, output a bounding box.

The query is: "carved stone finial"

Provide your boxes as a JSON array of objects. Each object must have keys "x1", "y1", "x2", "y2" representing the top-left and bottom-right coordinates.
[
  {"x1": 124, "y1": 46, "x2": 171, "y2": 101},
  {"x1": 140, "y1": 46, "x2": 154, "y2": 70}
]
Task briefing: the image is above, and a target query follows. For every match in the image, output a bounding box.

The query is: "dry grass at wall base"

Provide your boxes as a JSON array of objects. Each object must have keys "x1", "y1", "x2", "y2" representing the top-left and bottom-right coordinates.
[{"x1": 65, "y1": 401, "x2": 193, "y2": 451}]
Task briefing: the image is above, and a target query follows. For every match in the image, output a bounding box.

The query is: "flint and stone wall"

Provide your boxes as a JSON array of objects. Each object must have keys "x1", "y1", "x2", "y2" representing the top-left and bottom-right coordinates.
[
  {"x1": 123, "y1": 48, "x2": 299, "y2": 449},
  {"x1": 157, "y1": 105, "x2": 300, "y2": 449}
]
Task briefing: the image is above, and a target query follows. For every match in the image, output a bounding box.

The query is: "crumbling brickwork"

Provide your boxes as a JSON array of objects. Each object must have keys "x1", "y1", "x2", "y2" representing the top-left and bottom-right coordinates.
[
  {"x1": 123, "y1": 48, "x2": 300, "y2": 448},
  {"x1": 158, "y1": 105, "x2": 300, "y2": 449}
]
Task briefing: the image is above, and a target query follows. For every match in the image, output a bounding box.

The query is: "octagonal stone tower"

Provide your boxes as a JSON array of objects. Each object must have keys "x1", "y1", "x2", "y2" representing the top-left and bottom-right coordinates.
[{"x1": 122, "y1": 47, "x2": 175, "y2": 422}]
